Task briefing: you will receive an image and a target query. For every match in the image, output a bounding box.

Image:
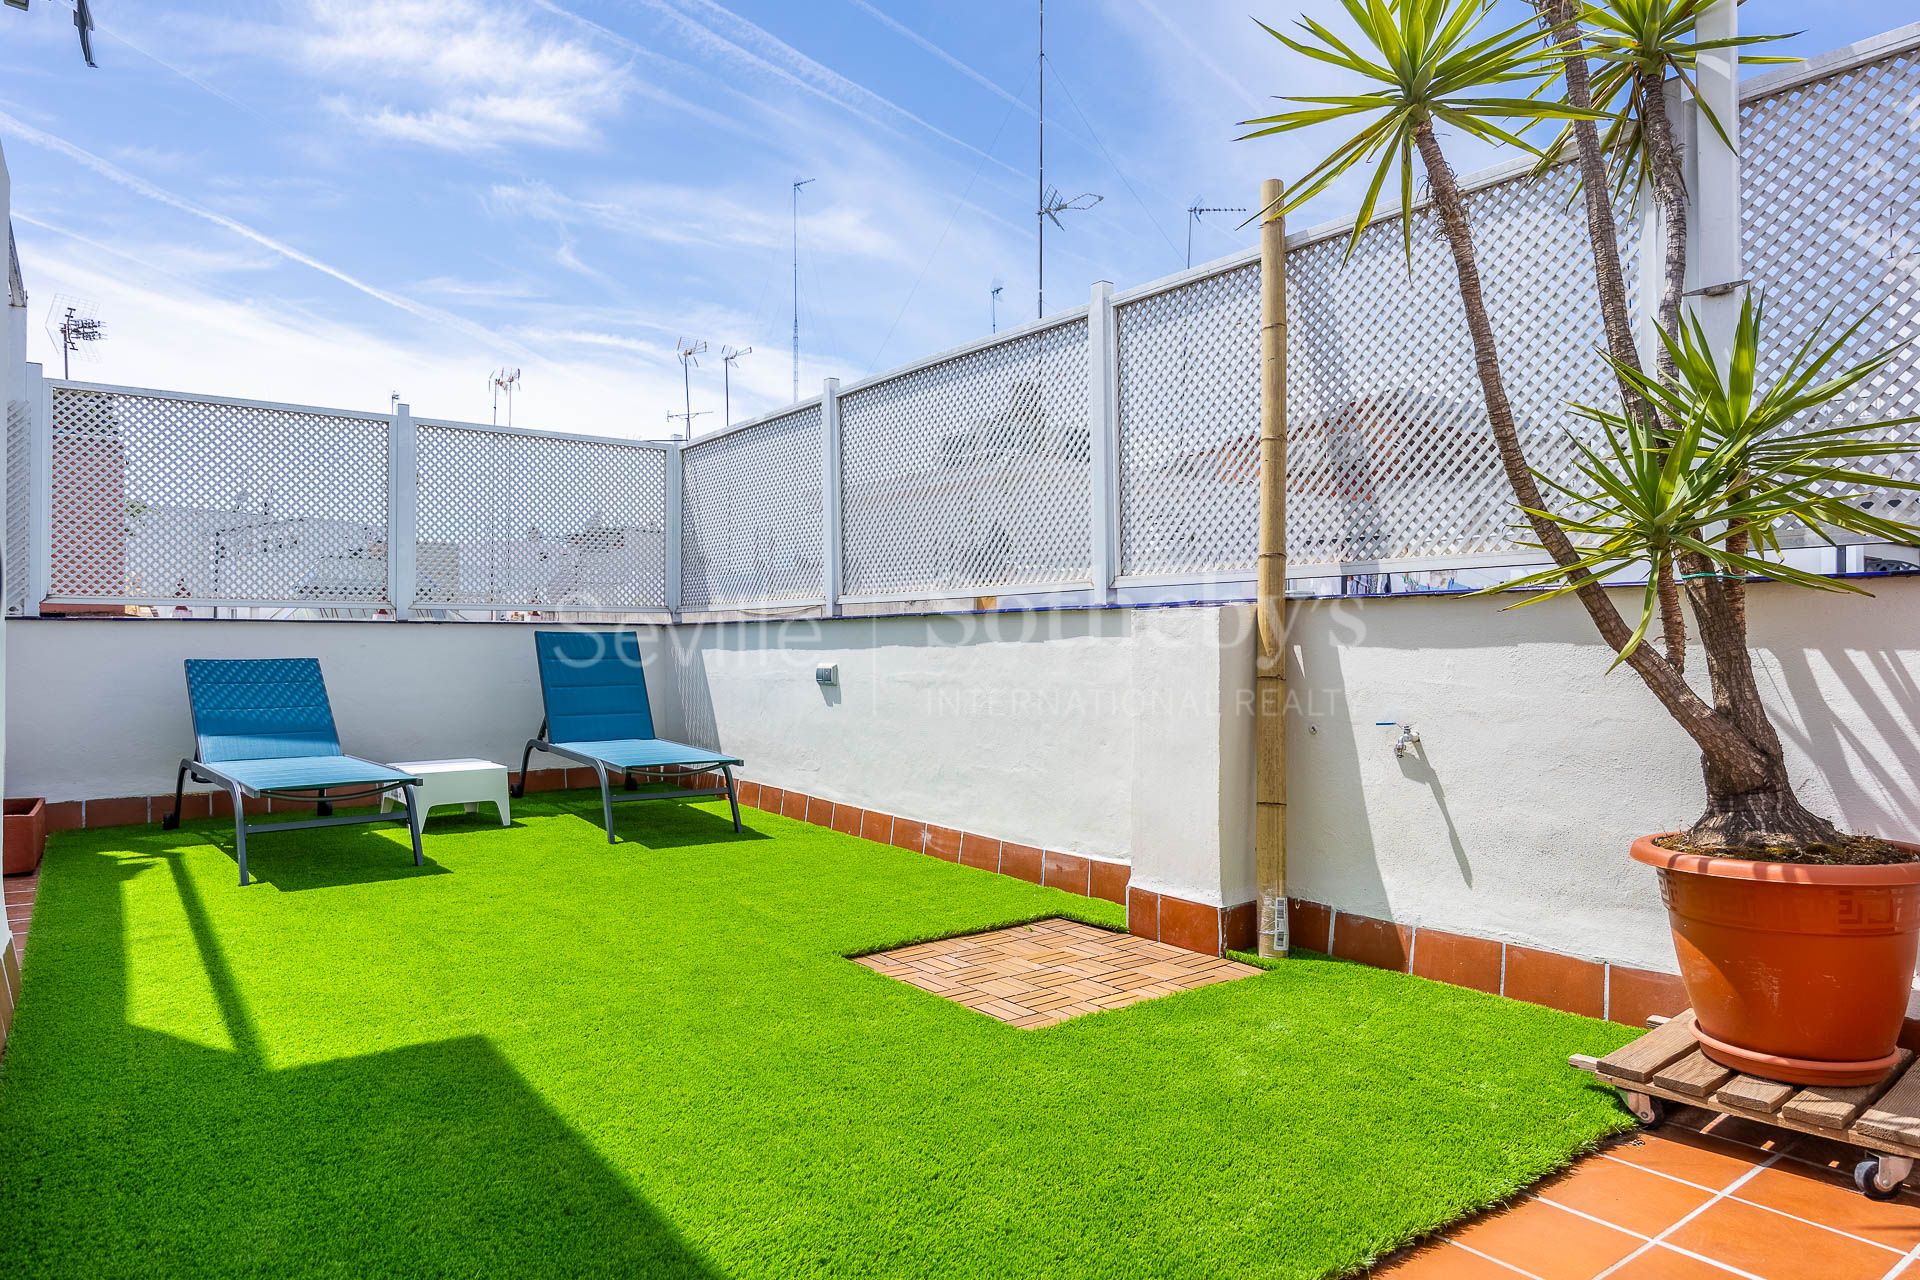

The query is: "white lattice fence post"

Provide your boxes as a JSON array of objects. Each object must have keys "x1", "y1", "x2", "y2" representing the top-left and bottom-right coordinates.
[
  {"x1": 29, "y1": 364, "x2": 49, "y2": 616},
  {"x1": 389, "y1": 402, "x2": 417, "y2": 619},
  {"x1": 1087, "y1": 279, "x2": 1118, "y2": 599},
  {"x1": 1688, "y1": 0, "x2": 1744, "y2": 350},
  {"x1": 664, "y1": 440, "x2": 684, "y2": 617},
  {"x1": 821, "y1": 376, "x2": 842, "y2": 616}
]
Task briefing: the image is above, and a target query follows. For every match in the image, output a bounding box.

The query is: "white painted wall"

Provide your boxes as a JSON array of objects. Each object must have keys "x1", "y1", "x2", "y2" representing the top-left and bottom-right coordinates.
[
  {"x1": 1280, "y1": 576, "x2": 1920, "y2": 973},
  {"x1": 12, "y1": 578, "x2": 1920, "y2": 980},
  {"x1": 655, "y1": 606, "x2": 1246, "y2": 899},
  {"x1": 1126, "y1": 605, "x2": 1255, "y2": 906},
  {"x1": 4, "y1": 608, "x2": 1253, "y2": 907},
  {"x1": 2, "y1": 138, "x2": 19, "y2": 962},
  {"x1": 2, "y1": 619, "x2": 665, "y2": 803}
]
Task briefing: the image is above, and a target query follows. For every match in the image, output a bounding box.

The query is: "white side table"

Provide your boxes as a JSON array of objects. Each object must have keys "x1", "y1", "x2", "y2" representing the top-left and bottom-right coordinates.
[{"x1": 380, "y1": 758, "x2": 511, "y2": 827}]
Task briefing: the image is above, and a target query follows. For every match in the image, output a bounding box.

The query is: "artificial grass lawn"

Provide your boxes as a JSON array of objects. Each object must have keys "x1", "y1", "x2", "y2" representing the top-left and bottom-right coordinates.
[{"x1": 0, "y1": 792, "x2": 1635, "y2": 1278}]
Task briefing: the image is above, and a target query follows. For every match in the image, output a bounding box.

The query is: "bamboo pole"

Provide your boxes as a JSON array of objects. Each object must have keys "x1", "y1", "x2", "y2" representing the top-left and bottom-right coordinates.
[{"x1": 1255, "y1": 178, "x2": 1290, "y2": 959}]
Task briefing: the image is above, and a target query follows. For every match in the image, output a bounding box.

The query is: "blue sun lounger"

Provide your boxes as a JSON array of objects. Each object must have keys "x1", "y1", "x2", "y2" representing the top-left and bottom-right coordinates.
[
  {"x1": 514, "y1": 630, "x2": 742, "y2": 842},
  {"x1": 164, "y1": 658, "x2": 425, "y2": 885}
]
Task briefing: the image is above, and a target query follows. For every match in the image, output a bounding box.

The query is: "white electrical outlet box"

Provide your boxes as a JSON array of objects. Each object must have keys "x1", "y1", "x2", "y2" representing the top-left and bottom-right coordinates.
[{"x1": 815, "y1": 663, "x2": 838, "y2": 686}]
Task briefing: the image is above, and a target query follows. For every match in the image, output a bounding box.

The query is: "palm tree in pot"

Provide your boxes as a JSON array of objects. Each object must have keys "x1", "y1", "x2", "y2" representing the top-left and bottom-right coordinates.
[{"x1": 1246, "y1": 0, "x2": 1920, "y2": 1084}]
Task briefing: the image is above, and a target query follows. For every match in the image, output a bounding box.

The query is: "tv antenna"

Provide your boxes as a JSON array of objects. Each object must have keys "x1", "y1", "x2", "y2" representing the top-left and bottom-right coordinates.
[
  {"x1": 488, "y1": 367, "x2": 522, "y2": 427},
  {"x1": 73, "y1": 0, "x2": 96, "y2": 66},
  {"x1": 991, "y1": 280, "x2": 1004, "y2": 333},
  {"x1": 1187, "y1": 203, "x2": 1248, "y2": 269},
  {"x1": 791, "y1": 177, "x2": 815, "y2": 401},
  {"x1": 1036, "y1": 1, "x2": 1099, "y2": 318},
  {"x1": 672, "y1": 338, "x2": 709, "y2": 439},
  {"x1": 7, "y1": 0, "x2": 99, "y2": 67},
  {"x1": 721, "y1": 345, "x2": 752, "y2": 428},
  {"x1": 664, "y1": 408, "x2": 710, "y2": 439},
  {"x1": 46, "y1": 296, "x2": 104, "y2": 379}
]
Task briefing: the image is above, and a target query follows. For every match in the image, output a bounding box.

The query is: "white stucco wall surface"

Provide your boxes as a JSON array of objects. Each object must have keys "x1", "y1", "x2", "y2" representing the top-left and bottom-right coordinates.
[
  {"x1": 5, "y1": 608, "x2": 1253, "y2": 907},
  {"x1": 2, "y1": 138, "x2": 16, "y2": 963},
  {"x1": 1282, "y1": 576, "x2": 1920, "y2": 973},
  {"x1": 2, "y1": 619, "x2": 668, "y2": 803},
  {"x1": 655, "y1": 607, "x2": 1225, "y2": 879},
  {"x1": 12, "y1": 577, "x2": 1920, "y2": 977}
]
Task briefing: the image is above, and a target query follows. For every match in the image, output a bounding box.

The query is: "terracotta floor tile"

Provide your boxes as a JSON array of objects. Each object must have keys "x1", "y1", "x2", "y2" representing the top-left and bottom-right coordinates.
[
  {"x1": 1732, "y1": 1162, "x2": 1920, "y2": 1253},
  {"x1": 1603, "y1": 1244, "x2": 1750, "y2": 1278},
  {"x1": 1605, "y1": 1131, "x2": 1768, "y2": 1193},
  {"x1": 1447, "y1": 1199, "x2": 1642, "y2": 1278},
  {"x1": 1692, "y1": 1113, "x2": 1799, "y2": 1159},
  {"x1": 1664, "y1": 1194, "x2": 1903, "y2": 1280},
  {"x1": 1369, "y1": 1242, "x2": 1527, "y2": 1277},
  {"x1": 1537, "y1": 1155, "x2": 1716, "y2": 1238},
  {"x1": 1776, "y1": 1133, "x2": 1880, "y2": 1179}
]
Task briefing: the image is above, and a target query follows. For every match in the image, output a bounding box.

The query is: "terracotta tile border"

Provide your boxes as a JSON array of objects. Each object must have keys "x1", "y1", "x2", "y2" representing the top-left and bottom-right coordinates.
[
  {"x1": 0, "y1": 868, "x2": 33, "y2": 1061},
  {"x1": 628, "y1": 777, "x2": 1198, "y2": 951},
  {"x1": 30, "y1": 774, "x2": 1731, "y2": 1001},
  {"x1": 1306, "y1": 899, "x2": 1693, "y2": 1030}
]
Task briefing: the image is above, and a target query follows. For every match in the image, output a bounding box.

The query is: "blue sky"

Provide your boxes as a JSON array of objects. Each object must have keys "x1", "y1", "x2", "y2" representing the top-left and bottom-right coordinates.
[{"x1": 0, "y1": 0, "x2": 1910, "y2": 436}]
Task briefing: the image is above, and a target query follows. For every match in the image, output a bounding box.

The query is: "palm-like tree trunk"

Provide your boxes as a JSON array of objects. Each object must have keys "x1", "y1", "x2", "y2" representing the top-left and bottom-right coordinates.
[
  {"x1": 1624, "y1": 61, "x2": 1841, "y2": 848},
  {"x1": 1535, "y1": 0, "x2": 1691, "y2": 672},
  {"x1": 1409, "y1": 118, "x2": 1841, "y2": 848}
]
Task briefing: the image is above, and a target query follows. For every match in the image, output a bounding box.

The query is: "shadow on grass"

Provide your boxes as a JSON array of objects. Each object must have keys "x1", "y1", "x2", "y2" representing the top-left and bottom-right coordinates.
[
  {"x1": 0, "y1": 1026, "x2": 720, "y2": 1277},
  {"x1": 600, "y1": 800, "x2": 772, "y2": 850},
  {"x1": 0, "y1": 843, "x2": 714, "y2": 1278},
  {"x1": 222, "y1": 821, "x2": 454, "y2": 893}
]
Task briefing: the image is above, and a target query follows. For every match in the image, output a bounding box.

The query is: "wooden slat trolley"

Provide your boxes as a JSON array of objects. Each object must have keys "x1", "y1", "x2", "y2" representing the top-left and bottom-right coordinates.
[{"x1": 1574, "y1": 1011, "x2": 1920, "y2": 1200}]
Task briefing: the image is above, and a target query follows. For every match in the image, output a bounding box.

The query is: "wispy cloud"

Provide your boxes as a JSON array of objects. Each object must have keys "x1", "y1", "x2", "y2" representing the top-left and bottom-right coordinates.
[
  {"x1": 287, "y1": 0, "x2": 630, "y2": 153},
  {"x1": 844, "y1": 0, "x2": 1030, "y2": 115},
  {"x1": 486, "y1": 178, "x2": 916, "y2": 265},
  {"x1": 0, "y1": 107, "x2": 540, "y2": 359},
  {"x1": 618, "y1": 0, "x2": 1024, "y2": 179},
  {"x1": 1131, "y1": 0, "x2": 1267, "y2": 113}
]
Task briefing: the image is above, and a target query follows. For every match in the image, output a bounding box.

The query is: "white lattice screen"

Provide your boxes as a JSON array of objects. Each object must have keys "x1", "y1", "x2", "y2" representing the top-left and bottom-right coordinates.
[
  {"x1": 1742, "y1": 48, "x2": 1920, "y2": 533},
  {"x1": 46, "y1": 386, "x2": 390, "y2": 607},
  {"x1": 414, "y1": 422, "x2": 668, "y2": 612},
  {"x1": 1115, "y1": 263, "x2": 1260, "y2": 578},
  {"x1": 14, "y1": 35, "x2": 1916, "y2": 617},
  {"x1": 838, "y1": 319, "x2": 1092, "y2": 599},
  {"x1": 1117, "y1": 163, "x2": 1639, "y2": 580},
  {"x1": 681, "y1": 405, "x2": 823, "y2": 610}
]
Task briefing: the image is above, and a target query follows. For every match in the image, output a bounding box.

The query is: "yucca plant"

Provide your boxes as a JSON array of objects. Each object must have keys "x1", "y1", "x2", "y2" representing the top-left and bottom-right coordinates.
[
  {"x1": 1509, "y1": 298, "x2": 1920, "y2": 658},
  {"x1": 1540, "y1": 1, "x2": 1792, "y2": 366},
  {"x1": 1245, "y1": 0, "x2": 1920, "y2": 856}
]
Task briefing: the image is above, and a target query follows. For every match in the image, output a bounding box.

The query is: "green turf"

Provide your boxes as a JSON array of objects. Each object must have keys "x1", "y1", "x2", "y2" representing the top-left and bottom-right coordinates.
[{"x1": 0, "y1": 793, "x2": 1635, "y2": 1278}]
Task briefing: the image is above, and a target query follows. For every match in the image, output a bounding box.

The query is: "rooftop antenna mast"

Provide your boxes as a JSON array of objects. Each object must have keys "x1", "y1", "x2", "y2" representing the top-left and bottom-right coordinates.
[
  {"x1": 721, "y1": 345, "x2": 752, "y2": 428},
  {"x1": 673, "y1": 338, "x2": 710, "y2": 440},
  {"x1": 489, "y1": 367, "x2": 522, "y2": 427},
  {"x1": 1187, "y1": 203, "x2": 1248, "y2": 269},
  {"x1": 1037, "y1": 0, "x2": 1045, "y2": 319},
  {"x1": 47, "y1": 298, "x2": 104, "y2": 379},
  {"x1": 991, "y1": 279, "x2": 1004, "y2": 333},
  {"x1": 792, "y1": 177, "x2": 815, "y2": 401},
  {"x1": 1036, "y1": 1, "x2": 1100, "y2": 318},
  {"x1": 3, "y1": 0, "x2": 94, "y2": 65}
]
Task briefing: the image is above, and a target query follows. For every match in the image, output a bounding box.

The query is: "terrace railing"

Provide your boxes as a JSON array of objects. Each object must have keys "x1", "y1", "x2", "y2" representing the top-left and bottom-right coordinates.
[{"x1": 4, "y1": 23, "x2": 1917, "y2": 619}]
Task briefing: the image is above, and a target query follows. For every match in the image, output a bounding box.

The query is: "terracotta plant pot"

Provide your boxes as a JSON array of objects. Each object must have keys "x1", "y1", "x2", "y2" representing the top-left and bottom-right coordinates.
[
  {"x1": 3, "y1": 798, "x2": 47, "y2": 876},
  {"x1": 1632, "y1": 834, "x2": 1920, "y2": 1087}
]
